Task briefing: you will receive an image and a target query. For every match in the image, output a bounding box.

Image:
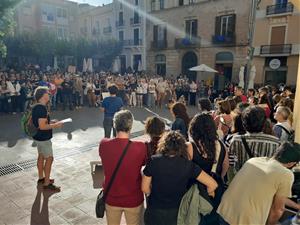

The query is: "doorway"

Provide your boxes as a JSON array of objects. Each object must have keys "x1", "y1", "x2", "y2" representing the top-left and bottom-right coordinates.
[{"x1": 182, "y1": 51, "x2": 198, "y2": 81}]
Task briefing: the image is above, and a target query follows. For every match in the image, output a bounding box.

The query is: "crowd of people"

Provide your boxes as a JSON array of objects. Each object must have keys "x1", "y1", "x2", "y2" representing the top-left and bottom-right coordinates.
[
  {"x1": 0, "y1": 69, "x2": 216, "y2": 114},
  {"x1": 4, "y1": 66, "x2": 299, "y2": 225}
]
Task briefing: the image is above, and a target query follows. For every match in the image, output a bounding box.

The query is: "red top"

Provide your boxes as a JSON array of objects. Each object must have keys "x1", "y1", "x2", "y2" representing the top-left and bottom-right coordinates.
[
  {"x1": 240, "y1": 95, "x2": 248, "y2": 103},
  {"x1": 99, "y1": 138, "x2": 147, "y2": 207}
]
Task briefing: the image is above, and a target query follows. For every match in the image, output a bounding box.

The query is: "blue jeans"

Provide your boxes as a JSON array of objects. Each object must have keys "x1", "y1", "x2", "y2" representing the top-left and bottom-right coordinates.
[{"x1": 148, "y1": 93, "x2": 155, "y2": 108}]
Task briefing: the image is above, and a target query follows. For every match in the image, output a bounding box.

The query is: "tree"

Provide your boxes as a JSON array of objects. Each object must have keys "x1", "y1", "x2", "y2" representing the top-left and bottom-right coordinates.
[{"x1": 0, "y1": 0, "x2": 21, "y2": 57}]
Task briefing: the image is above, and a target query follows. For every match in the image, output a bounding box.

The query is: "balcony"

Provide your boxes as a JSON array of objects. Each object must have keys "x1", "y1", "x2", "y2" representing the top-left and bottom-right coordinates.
[
  {"x1": 175, "y1": 37, "x2": 201, "y2": 49},
  {"x1": 151, "y1": 40, "x2": 168, "y2": 49},
  {"x1": 115, "y1": 20, "x2": 125, "y2": 28},
  {"x1": 266, "y1": 2, "x2": 294, "y2": 16},
  {"x1": 121, "y1": 39, "x2": 143, "y2": 47},
  {"x1": 103, "y1": 26, "x2": 112, "y2": 34},
  {"x1": 212, "y1": 34, "x2": 236, "y2": 45},
  {"x1": 260, "y1": 44, "x2": 292, "y2": 55},
  {"x1": 130, "y1": 17, "x2": 141, "y2": 25}
]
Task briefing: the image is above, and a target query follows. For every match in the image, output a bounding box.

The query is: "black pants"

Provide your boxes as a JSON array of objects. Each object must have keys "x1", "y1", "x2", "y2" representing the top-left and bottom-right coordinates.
[
  {"x1": 0, "y1": 97, "x2": 9, "y2": 113},
  {"x1": 144, "y1": 207, "x2": 178, "y2": 225},
  {"x1": 189, "y1": 92, "x2": 196, "y2": 106},
  {"x1": 103, "y1": 117, "x2": 116, "y2": 138},
  {"x1": 63, "y1": 93, "x2": 73, "y2": 110},
  {"x1": 11, "y1": 95, "x2": 21, "y2": 112}
]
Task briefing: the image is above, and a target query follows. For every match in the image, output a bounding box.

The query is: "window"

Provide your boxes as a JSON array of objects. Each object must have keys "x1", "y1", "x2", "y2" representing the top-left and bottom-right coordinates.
[
  {"x1": 179, "y1": 0, "x2": 184, "y2": 6},
  {"x1": 135, "y1": 0, "x2": 139, "y2": 5},
  {"x1": 120, "y1": 2, "x2": 123, "y2": 9},
  {"x1": 189, "y1": 0, "x2": 195, "y2": 4},
  {"x1": 119, "y1": 12, "x2": 124, "y2": 25},
  {"x1": 276, "y1": 0, "x2": 288, "y2": 5},
  {"x1": 215, "y1": 14, "x2": 236, "y2": 37},
  {"x1": 185, "y1": 19, "x2": 198, "y2": 38},
  {"x1": 57, "y1": 27, "x2": 67, "y2": 39},
  {"x1": 151, "y1": 0, "x2": 156, "y2": 11},
  {"x1": 134, "y1": 11, "x2": 139, "y2": 23},
  {"x1": 96, "y1": 21, "x2": 100, "y2": 33},
  {"x1": 57, "y1": 8, "x2": 67, "y2": 18},
  {"x1": 119, "y1": 31, "x2": 124, "y2": 42},
  {"x1": 134, "y1": 28, "x2": 140, "y2": 45},
  {"x1": 159, "y1": 0, "x2": 164, "y2": 9},
  {"x1": 133, "y1": 55, "x2": 142, "y2": 71},
  {"x1": 155, "y1": 54, "x2": 166, "y2": 76}
]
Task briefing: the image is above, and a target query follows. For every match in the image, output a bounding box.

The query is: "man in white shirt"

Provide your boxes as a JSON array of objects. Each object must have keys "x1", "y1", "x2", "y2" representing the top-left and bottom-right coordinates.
[{"x1": 6, "y1": 74, "x2": 21, "y2": 114}]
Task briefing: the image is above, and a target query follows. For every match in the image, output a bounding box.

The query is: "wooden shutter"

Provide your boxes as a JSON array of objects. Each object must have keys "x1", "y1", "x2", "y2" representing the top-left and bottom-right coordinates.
[
  {"x1": 164, "y1": 26, "x2": 167, "y2": 45},
  {"x1": 229, "y1": 14, "x2": 236, "y2": 36},
  {"x1": 185, "y1": 20, "x2": 190, "y2": 36},
  {"x1": 215, "y1": 16, "x2": 221, "y2": 36}
]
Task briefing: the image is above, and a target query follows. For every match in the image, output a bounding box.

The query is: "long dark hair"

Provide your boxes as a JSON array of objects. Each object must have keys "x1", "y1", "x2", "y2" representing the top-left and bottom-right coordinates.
[
  {"x1": 171, "y1": 102, "x2": 190, "y2": 128},
  {"x1": 189, "y1": 113, "x2": 217, "y2": 162}
]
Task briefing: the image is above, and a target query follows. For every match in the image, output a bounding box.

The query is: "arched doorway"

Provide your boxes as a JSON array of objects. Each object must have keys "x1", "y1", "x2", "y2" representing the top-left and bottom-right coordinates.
[
  {"x1": 182, "y1": 51, "x2": 198, "y2": 81},
  {"x1": 215, "y1": 52, "x2": 234, "y2": 90}
]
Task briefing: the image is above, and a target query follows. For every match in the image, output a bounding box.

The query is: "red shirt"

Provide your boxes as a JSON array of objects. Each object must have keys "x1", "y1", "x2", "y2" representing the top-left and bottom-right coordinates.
[
  {"x1": 99, "y1": 138, "x2": 147, "y2": 207},
  {"x1": 240, "y1": 95, "x2": 248, "y2": 103}
]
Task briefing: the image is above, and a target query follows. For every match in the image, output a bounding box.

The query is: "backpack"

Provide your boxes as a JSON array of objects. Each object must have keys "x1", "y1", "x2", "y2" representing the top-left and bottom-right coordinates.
[
  {"x1": 21, "y1": 104, "x2": 40, "y2": 137},
  {"x1": 275, "y1": 124, "x2": 295, "y2": 143}
]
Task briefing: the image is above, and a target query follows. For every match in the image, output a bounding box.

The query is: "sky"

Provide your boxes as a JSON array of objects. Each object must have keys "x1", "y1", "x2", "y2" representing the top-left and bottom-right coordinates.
[{"x1": 71, "y1": 0, "x2": 112, "y2": 6}]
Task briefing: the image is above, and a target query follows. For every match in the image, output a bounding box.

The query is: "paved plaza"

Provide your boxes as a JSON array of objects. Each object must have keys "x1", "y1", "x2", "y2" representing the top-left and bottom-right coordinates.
[{"x1": 0, "y1": 106, "x2": 198, "y2": 225}]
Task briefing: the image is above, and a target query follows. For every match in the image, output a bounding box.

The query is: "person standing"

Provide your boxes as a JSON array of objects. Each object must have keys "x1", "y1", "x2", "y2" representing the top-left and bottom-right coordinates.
[
  {"x1": 99, "y1": 110, "x2": 147, "y2": 225},
  {"x1": 217, "y1": 142, "x2": 300, "y2": 225},
  {"x1": 189, "y1": 81, "x2": 197, "y2": 106},
  {"x1": 32, "y1": 87, "x2": 63, "y2": 191},
  {"x1": 100, "y1": 85, "x2": 123, "y2": 138}
]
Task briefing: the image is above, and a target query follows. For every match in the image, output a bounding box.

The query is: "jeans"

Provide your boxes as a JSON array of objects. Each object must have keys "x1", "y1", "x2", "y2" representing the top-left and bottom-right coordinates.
[
  {"x1": 74, "y1": 91, "x2": 81, "y2": 107},
  {"x1": 63, "y1": 93, "x2": 73, "y2": 110},
  {"x1": 189, "y1": 92, "x2": 196, "y2": 106},
  {"x1": 148, "y1": 93, "x2": 155, "y2": 108},
  {"x1": 51, "y1": 94, "x2": 57, "y2": 110},
  {"x1": 103, "y1": 117, "x2": 116, "y2": 138}
]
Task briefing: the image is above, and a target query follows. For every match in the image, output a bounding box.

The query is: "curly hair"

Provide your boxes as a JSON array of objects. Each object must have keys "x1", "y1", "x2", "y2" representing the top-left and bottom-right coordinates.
[
  {"x1": 171, "y1": 102, "x2": 190, "y2": 128},
  {"x1": 157, "y1": 131, "x2": 188, "y2": 159},
  {"x1": 189, "y1": 113, "x2": 217, "y2": 162},
  {"x1": 145, "y1": 116, "x2": 165, "y2": 138}
]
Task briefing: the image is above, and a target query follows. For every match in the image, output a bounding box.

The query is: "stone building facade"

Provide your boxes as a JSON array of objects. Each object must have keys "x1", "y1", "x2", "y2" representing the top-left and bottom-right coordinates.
[
  {"x1": 252, "y1": 0, "x2": 300, "y2": 86},
  {"x1": 146, "y1": 0, "x2": 252, "y2": 89}
]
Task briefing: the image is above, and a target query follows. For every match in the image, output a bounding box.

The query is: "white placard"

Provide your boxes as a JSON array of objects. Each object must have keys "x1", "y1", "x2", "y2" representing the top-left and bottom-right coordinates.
[{"x1": 102, "y1": 92, "x2": 110, "y2": 99}]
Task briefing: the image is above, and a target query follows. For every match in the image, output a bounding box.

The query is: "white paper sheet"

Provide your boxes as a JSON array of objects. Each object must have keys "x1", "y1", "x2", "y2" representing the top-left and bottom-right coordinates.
[{"x1": 60, "y1": 118, "x2": 72, "y2": 123}]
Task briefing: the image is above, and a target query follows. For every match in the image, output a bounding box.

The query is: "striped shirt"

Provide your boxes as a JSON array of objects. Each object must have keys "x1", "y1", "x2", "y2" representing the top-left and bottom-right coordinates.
[{"x1": 229, "y1": 133, "x2": 280, "y2": 171}]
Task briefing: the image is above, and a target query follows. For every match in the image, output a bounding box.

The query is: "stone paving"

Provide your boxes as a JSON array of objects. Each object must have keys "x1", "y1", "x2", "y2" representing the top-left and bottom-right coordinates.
[
  {"x1": 0, "y1": 146, "x2": 105, "y2": 225},
  {"x1": 0, "y1": 106, "x2": 199, "y2": 225}
]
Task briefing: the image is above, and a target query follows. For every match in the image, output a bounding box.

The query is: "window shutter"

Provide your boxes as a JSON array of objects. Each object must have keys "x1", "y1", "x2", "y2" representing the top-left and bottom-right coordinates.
[
  {"x1": 164, "y1": 26, "x2": 167, "y2": 45},
  {"x1": 215, "y1": 16, "x2": 221, "y2": 36},
  {"x1": 192, "y1": 20, "x2": 198, "y2": 37},
  {"x1": 153, "y1": 25, "x2": 158, "y2": 42},
  {"x1": 230, "y1": 14, "x2": 236, "y2": 36},
  {"x1": 185, "y1": 20, "x2": 190, "y2": 37}
]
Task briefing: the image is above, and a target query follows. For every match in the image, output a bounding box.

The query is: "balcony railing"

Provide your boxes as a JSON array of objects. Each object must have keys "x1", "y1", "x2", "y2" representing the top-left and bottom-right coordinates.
[
  {"x1": 151, "y1": 40, "x2": 168, "y2": 49},
  {"x1": 121, "y1": 39, "x2": 143, "y2": 46},
  {"x1": 175, "y1": 37, "x2": 201, "y2": 48},
  {"x1": 212, "y1": 34, "x2": 236, "y2": 45},
  {"x1": 116, "y1": 20, "x2": 125, "y2": 28},
  {"x1": 260, "y1": 44, "x2": 292, "y2": 55},
  {"x1": 103, "y1": 26, "x2": 112, "y2": 33},
  {"x1": 266, "y1": 2, "x2": 294, "y2": 16},
  {"x1": 130, "y1": 17, "x2": 141, "y2": 25}
]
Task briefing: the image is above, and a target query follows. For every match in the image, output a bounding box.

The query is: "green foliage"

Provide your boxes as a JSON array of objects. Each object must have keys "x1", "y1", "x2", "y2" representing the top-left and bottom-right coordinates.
[
  {"x1": 0, "y1": 0, "x2": 21, "y2": 57},
  {"x1": 4, "y1": 31, "x2": 123, "y2": 70}
]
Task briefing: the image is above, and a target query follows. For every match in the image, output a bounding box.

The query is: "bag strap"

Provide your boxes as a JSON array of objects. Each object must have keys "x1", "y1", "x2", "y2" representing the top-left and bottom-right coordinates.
[
  {"x1": 241, "y1": 136, "x2": 254, "y2": 158},
  {"x1": 103, "y1": 140, "x2": 131, "y2": 201},
  {"x1": 274, "y1": 124, "x2": 292, "y2": 136}
]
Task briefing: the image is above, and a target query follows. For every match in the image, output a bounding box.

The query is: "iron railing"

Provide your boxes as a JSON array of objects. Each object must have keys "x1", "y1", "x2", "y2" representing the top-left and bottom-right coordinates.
[
  {"x1": 260, "y1": 44, "x2": 292, "y2": 55},
  {"x1": 266, "y1": 2, "x2": 294, "y2": 15}
]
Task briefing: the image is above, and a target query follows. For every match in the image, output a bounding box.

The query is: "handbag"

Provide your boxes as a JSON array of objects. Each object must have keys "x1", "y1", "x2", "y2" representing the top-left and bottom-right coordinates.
[{"x1": 95, "y1": 140, "x2": 132, "y2": 218}]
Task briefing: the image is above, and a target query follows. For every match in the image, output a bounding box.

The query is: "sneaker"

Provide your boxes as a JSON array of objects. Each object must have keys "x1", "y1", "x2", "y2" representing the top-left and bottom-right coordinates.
[{"x1": 43, "y1": 183, "x2": 61, "y2": 192}]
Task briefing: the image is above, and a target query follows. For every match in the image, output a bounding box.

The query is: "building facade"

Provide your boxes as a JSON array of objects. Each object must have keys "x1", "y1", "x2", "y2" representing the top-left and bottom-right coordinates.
[
  {"x1": 14, "y1": 0, "x2": 92, "y2": 39},
  {"x1": 252, "y1": 0, "x2": 300, "y2": 86},
  {"x1": 146, "y1": 0, "x2": 252, "y2": 89},
  {"x1": 112, "y1": 0, "x2": 147, "y2": 73}
]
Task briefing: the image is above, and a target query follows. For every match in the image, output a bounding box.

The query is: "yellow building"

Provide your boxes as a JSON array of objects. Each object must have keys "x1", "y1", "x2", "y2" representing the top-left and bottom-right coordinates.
[{"x1": 252, "y1": 0, "x2": 300, "y2": 86}]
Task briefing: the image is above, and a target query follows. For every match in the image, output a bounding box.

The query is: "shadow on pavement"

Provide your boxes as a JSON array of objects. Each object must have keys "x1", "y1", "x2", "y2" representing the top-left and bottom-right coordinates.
[
  {"x1": 30, "y1": 185, "x2": 58, "y2": 225},
  {"x1": 90, "y1": 162, "x2": 104, "y2": 189}
]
